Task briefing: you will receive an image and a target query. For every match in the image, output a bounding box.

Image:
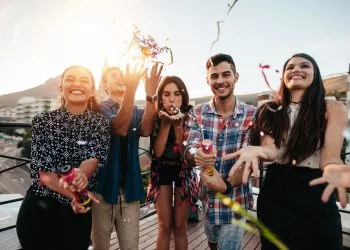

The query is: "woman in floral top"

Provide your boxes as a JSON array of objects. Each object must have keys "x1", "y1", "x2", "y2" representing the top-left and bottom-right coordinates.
[
  {"x1": 147, "y1": 76, "x2": 198, "y2": 250},
  {"x1": 16, "y1": 65, "x2": 110, "y2": 250}
]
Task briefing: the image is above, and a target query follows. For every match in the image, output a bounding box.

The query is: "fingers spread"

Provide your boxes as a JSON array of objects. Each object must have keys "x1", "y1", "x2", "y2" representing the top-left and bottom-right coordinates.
[
  {"x1": 337, "y1": 187, "x2": 348, "y2": 208},
  {"x1": 309, "y1": 177, "x2": 326, "y2": 186},
  {"x1": 222, "y1": 151, "x2": 239, "y2": 161},
  {"x1": 321, "y1": 184, "x2": 335, "y2": 204}
]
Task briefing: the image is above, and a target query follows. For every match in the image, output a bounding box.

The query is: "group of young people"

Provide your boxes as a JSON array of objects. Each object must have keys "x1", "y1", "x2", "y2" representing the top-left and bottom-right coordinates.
[{"x1": 15, "y1": 52, "x2": 348, "y2": 250}]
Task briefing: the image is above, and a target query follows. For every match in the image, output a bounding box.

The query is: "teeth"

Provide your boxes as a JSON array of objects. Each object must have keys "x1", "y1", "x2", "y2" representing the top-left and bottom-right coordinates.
[{"x1": 71, "y1": 90, "x2": 83, "y2": 94}]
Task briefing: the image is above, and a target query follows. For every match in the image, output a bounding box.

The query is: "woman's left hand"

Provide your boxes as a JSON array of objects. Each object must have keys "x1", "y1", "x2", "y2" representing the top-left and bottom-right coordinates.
[
  {"x1": 71, "y1": 191, "x2": 100, "y2": 214},
  {"x1": 59, "y1": 168, "x2": 88, "y2": 192},
  {"x1": 223, "y1": 146, "x2": 267, "y2": 184},
  {"x1": 310, "y1": 164, "x2": 349, "y2": 208}
]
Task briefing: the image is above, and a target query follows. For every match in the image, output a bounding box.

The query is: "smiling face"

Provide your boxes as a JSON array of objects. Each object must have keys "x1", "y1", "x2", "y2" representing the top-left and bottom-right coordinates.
[
  {"x1": 103, "y1": 68, "x2": 124, "y2": 97},
  {"x1": 206, "y1": 61, "x2": 238, "y2": 100},
  {"x1": 283, "y1": 57, "x2": 314, "y2": 91},
  {"x1": 61, "y1": 67, "x2": 94, "y2": 108}
]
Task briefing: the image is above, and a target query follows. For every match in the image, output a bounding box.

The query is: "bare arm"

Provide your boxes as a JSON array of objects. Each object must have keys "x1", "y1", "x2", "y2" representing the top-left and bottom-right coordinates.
[
  {"x1": 153, "y1": 121, "x2": 171, "y2": 157},
  {"x1": 309, "y1": 100, "x2": 347, "y2": 208},
  {"x1": 173, "y1": 122, "x2": 185, "y2": 159},
  {"x1": 111, "y1": 64, "x2": 146, "y2": 136},
  {"x1": 320, "y1": 100, "x2": 347, "y2": 169},
  {"x1": 39, "y1": 171, "x2": 76, "y2": 199},
  {"x1": 140, "y1": 63, "x2": 163, "y2": 136}
]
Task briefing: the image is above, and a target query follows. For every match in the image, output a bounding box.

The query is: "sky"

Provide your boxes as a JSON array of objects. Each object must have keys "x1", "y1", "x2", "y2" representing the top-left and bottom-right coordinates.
[{"x1": 0, "y1": 0, "x2": 349, "y2": 101}]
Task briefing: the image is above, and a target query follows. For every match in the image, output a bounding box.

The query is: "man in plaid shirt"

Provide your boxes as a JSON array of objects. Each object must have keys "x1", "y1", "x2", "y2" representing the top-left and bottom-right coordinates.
[{"x1": 185, "y1": 53, "x2": 256, "y2": 250}]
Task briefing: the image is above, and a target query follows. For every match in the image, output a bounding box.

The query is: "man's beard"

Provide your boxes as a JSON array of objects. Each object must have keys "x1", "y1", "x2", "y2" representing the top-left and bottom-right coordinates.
[{"x1": 217, "y1": 91, "x2": 232, "y2": 100}]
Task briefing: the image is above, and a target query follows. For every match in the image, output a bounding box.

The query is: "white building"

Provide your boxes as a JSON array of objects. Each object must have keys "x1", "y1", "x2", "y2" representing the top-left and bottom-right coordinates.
[
  {"x1": 0, "y1": 106, "x2": 16, "y2": 122},
  {"x1": 15, "y1": 96, "x2": 56, "y2": 122}
]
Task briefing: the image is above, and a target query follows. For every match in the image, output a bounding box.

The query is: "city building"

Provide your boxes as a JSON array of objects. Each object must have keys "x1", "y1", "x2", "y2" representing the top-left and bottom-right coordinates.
[
  {"x1": 15, "y1": 96, "x2": 56, "y2": 123},
  {"x1": 0, "y1": 105, "x2": 16, "y2": 122}
]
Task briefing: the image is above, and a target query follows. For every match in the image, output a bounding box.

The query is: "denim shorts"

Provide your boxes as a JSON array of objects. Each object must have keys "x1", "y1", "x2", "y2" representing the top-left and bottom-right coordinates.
[{"x1": 204, "y1": 218, "x2": 245, "y2": 250}]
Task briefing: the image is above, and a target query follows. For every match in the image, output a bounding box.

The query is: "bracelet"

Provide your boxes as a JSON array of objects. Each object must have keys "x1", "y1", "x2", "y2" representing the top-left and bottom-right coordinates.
[{"x1": 223, "y1": 180, "x2": 232, "y2": 195}]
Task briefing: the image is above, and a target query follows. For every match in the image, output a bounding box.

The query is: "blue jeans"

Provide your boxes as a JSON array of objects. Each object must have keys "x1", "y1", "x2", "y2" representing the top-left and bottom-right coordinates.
[{"x1": 204, "y1": 218, "x2": 245, "y2": 250}]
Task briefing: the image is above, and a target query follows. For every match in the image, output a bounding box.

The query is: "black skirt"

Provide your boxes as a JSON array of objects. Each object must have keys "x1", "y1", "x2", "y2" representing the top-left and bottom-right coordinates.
[{"x1": 257, "y1": 163, "x2": 342, "y2": 250}]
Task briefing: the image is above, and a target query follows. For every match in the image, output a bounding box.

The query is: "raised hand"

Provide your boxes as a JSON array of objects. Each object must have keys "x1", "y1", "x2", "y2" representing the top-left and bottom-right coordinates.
[
  {"x1": 122, "y1": 63, "x2": 147, "y2": 92},
  {"x1": 145, "y1": 62, "x2": 163, "y2": 96}
]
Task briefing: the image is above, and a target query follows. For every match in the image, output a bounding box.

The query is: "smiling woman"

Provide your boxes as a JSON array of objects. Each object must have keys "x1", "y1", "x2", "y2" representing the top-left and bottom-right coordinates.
[{"x1": 16, "y1": 64, "x2": 111, "y2": 250}]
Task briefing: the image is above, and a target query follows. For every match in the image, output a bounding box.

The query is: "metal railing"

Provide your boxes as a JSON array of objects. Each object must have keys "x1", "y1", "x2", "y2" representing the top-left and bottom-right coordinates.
[
  {"x1": 1, "y1": 122, "x2": 350, "y2": 237},
  {"x1": 0, "y1": 122, "x2": 153, "y2": 235}
]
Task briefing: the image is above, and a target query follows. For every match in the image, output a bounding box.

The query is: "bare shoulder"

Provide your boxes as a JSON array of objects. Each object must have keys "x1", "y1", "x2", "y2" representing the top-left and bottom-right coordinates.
[{"x1": 326, "y1": 99, "x2": 346, "y2": 118}]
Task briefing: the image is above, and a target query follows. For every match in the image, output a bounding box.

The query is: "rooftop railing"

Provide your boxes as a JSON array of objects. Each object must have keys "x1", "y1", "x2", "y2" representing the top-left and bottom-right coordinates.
[{"x1": 1, "y1": 122, "x2": 350, "y2": 245}]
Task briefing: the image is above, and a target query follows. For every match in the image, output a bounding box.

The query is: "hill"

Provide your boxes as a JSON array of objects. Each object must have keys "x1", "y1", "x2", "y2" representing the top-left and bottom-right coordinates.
[
  {"x1": 323, "y1": 74, "x2": 348, "y2": 96},
  {"x1": 0, "y1": 77, "x2": 61, "y2": 107},
  {"x1": 0, "y1": 73, "x2": 348, "y2": 108}
]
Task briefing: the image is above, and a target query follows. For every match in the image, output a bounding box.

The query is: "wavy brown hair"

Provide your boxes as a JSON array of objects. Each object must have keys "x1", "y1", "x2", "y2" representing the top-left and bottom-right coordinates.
[
  {"x1": 250, "y1": 53, "x2": 326, "y2": 164},
  {"x1": 58, "y1": 65, "x2": 100, "y2": 112},
  {"x1": 156, "y1": 75, "x2": 191, "y2": 113}
]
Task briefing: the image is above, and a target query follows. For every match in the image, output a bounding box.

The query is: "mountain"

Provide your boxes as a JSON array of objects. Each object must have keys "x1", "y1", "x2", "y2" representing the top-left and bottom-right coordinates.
[
  {"x1": 0, "y1": 77, "x2": 61, "y2": 107},
  {"x1": 323, "y1": 74, "x2": 348, "y2": 95},
  {"x1": 0, "y1": 73, "x2": 348, "y2": 108}
]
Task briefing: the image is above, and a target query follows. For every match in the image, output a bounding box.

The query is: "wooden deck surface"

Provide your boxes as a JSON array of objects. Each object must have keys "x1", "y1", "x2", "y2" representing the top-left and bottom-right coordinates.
[{"x1": 109, "y1": 213, "x2": 261, "y2": 250}]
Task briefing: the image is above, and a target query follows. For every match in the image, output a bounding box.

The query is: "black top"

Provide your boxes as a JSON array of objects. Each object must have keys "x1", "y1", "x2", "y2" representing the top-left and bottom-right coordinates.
[
  {"x1": 29, "y1": 107, "x2": 111, "y2": 205},
  {"x1": 150, "y1": 119, "x2": 180, "y2": 161}
]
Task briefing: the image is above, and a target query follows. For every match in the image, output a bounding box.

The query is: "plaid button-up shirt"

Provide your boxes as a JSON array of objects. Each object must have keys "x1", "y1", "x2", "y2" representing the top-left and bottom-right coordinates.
[{"x1": 185, "y1": 98, "x2": 256, "y2": 224}]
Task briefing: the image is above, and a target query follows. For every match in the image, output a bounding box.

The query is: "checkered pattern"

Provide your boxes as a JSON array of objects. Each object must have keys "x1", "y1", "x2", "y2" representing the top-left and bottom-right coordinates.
[{"x1": 185, "y1": 98, "x2": 256, "y2": 224}]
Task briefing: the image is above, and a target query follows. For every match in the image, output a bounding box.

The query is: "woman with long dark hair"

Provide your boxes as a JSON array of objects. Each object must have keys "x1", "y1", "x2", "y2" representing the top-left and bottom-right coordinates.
[
  {"x1": 147, "y1": 76, "x2": 198, "y2": 250},
  {"x1": 224, "y1": 53, "x2": 347, "y2": 249},
  {"x1": 16, "y1": 65, "x2": 110, "y2": 250}
]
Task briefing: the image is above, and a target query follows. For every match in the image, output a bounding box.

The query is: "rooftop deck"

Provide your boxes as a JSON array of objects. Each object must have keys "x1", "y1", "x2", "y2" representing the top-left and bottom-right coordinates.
[{"x1": 108, "y1": 212, "x2": 261, "y2": 250}]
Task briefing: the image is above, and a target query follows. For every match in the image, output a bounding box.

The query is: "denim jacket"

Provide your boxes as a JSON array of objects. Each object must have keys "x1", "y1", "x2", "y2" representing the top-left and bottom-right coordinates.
[{"x1": 96, "y1": 98, "x2": 145, "y2": 203}]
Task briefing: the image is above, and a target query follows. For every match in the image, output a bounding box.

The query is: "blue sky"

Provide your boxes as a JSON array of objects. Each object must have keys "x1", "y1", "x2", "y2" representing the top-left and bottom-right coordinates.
[{"x1": 0, "y1": 0, "x2": 349, "y2": 100}]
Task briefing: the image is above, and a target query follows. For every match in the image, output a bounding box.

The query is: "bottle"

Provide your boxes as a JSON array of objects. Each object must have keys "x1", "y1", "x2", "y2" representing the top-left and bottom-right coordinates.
[
  {"x1": 200, "y1": 139, "x2": 215, "y2": 176},
  {"x1": 59, "y1": 165, "x2": 92, "y2": 207}
]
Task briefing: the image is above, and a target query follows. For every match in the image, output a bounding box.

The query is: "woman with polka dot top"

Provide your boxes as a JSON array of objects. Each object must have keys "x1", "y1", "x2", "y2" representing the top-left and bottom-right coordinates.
[{"x1": 16, "y1": 65, "x2": 110, "y2": 250}]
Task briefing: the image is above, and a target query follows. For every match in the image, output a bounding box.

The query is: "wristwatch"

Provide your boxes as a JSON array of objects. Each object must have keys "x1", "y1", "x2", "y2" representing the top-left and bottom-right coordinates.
[{"x1": 146, "y1": 94, "x2": 158, "y2": 103}]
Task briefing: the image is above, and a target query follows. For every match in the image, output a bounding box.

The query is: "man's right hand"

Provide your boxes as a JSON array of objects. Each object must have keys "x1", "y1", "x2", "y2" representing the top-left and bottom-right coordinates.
[
  {"x1": 194, "y1": 147, "x2": 217, "y2": 169},
  {"x1": 122, "y1": 63, "x2": 147, "y2": 91}
]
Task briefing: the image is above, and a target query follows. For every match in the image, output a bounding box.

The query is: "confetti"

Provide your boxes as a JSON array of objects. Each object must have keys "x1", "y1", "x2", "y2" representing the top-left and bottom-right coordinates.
[
  {"x1": 189, "y1": 147, "x2": 197, "y2": 155},
  {"x1": 211, "y1": 0, "x2": 239, "y2": 50},
  {"x1": 126, "y1": 25, "x2": 174, "y2": 65}
]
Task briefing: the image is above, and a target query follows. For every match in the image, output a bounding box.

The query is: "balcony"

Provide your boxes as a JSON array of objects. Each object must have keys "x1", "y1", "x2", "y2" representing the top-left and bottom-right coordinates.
[{"x1": 1, "y1": 122, "x2": 350, "y2": 250}]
